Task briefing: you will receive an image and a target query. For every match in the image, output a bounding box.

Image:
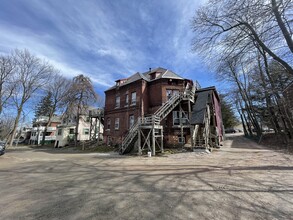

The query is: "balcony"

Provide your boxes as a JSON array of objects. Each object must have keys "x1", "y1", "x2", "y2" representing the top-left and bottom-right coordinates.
[
  {"x1": 47, "y1": 127, "x2": 56, "y2": 131},
  {"x1": 32, "y1": 126, "x2": 56, "y2": 132}
]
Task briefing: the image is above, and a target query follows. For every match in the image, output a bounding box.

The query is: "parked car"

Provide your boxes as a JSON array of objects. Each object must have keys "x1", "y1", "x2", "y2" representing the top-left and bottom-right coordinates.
[
  {"x1": 225, "y1": 128, "x2": 237, "y2": 133},
  {"x1": 0, "y1": 141, "x2": 5, "y2": 156}
]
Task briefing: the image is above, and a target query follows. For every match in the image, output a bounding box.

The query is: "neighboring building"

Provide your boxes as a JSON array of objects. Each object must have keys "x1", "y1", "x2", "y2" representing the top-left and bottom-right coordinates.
[
  {"x1": 104, "y1": 67, "x2": 223, "y2": 155},
  {"x1": 15, "y1": 127, "x2": 32, "y2": 144},
  {"x1": 54, "y1": 108, "x2": 104, "y2": 148},
  {"x1": 29, "y1": 116, "x2": 61, "y2": 145}
]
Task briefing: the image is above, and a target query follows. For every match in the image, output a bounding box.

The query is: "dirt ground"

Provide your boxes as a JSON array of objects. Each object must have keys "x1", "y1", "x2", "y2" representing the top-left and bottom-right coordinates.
[{"x1": 0, "y1": 133, "x2": 292, "y2": 220}]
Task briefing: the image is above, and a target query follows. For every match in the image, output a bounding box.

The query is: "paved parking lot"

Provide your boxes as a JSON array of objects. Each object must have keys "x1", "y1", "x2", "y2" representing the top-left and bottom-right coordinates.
[{"x1": 0, "y1": 134, "x2": 292, "y2": 219}]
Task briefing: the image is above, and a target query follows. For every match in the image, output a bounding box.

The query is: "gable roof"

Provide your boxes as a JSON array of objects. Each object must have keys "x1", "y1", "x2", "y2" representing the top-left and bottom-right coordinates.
[
  {"x1": 105, "y1": 67, "x2": 185, "y2": 92},
  {"x1": 142, "y1": 67, "x2": 184, "y2": 81}
]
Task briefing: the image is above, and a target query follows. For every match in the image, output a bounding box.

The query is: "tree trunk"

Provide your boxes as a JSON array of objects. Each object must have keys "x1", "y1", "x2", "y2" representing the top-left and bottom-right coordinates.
[
  {"x1": 271, "y1": 0, "x2": 293, "y2": 54},
  {"x1": 8, "y1": 107, "x2": 22, "y2": 147}
]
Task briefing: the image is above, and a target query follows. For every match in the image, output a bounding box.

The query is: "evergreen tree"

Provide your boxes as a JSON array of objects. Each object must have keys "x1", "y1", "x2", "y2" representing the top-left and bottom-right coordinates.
[
  {"x1": 220, "y1": 94, "x2": 239, "y2": 128},
  {"x1": 34, "y1": 91, "x2": 53, "y2": 120}
]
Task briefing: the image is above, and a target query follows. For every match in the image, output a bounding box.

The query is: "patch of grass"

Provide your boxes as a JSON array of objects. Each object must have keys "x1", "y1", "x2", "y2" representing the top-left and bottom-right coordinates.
[{"x1": 80, "y1": 145, "x2": 115, "y2": 153}]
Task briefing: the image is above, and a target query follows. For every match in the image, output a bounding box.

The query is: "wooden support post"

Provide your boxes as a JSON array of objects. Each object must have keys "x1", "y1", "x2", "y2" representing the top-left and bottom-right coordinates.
[
  {"x1": 97, "y1": 114, "x2": 101, "y2": 145},
  {"x1": 147, "y1": 129, "x2": 151, "y2": 152},
  {"x1": 161, "y1": 128, "x2": 164, "y2": 153},
  {"x1": 179, "y1": 103, "x2": 184, "y2": 148},
  {"x1": 152, "y1": 128, "x2": 156, "y2": 156},
  {"x1": 95, "y1": 117, "x2": 98, "y2": 141},
  {"x1": 89, "y1": 117, "x2": 93, "y2": 140},
  {"x1": 188, "y1": 100, "x2": 193, "y2": 148},
  {"x1": 138, "y1": 128, "x2": 142, "y2": 155}
]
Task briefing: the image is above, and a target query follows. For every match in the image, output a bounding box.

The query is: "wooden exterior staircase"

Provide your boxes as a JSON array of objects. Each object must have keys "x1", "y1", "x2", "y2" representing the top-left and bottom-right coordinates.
[
  {"x1": 119, "y1": 94, "x2": 182, "y2": 154},
  {"x1": 119, "y1": 87, "x2": 195, "y2": 155}
]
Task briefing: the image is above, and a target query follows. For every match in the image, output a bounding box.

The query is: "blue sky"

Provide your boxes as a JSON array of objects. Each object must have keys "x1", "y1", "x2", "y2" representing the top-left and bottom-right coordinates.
[{"x1": 0, "y1": 0, "x2": 225, "y2": 98}]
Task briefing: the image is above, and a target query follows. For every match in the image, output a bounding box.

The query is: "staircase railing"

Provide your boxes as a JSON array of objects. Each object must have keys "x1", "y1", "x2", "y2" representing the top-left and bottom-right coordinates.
[
  {"x1": 120, "y1": 85, "x2": 195, "y2": 155},
  {"x1": 120, "y1": 120, "x2": 139, "y2": 154},
  {"x1": 155, "y1": 93, "x2": 182, "y2": 120}
]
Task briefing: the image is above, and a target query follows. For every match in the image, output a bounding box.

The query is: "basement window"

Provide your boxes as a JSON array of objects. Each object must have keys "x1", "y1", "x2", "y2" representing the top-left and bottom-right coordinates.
[{"x1": 178, "y1": 136, "x2": 185, "y2": 144}]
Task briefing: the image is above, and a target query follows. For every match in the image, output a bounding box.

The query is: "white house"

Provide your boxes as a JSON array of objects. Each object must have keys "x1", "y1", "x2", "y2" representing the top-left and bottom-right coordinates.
[
  {"x1": 55, "y1": 108, "x2": 103, "y2": 148},
  {"x1": 29, "y1": 116, "x2": 61, "y2": 145}
]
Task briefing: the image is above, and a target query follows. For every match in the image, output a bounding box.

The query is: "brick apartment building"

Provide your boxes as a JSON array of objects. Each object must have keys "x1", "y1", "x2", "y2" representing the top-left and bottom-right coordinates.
[{"x1": 104, "y1": 67, "x2": 223, "y2": 154}]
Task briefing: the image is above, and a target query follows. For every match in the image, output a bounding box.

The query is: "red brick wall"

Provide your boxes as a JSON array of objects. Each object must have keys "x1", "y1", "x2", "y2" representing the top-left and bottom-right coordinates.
[
  {"x1": 104, "y1": 77, "x2": 188, "y2": 146},
  {"x1": 104, "y1": 80, "x2": 144, "y2": 145}
]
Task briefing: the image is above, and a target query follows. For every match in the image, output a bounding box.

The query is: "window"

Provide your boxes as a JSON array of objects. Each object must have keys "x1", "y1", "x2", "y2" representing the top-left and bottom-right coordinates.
[
  {"x1": 173, "y1": 111, "x2": 180, "y2": 125},
  {"x1": 129, "y1": 115, "x2": 134, "y2": 128},
  {"x1": 125, "y1": 94, "x2": 129, "y2": 106},
  {"x1": 115, "y1": 96, "x2": 120, "y2": 108},
  {"x1": 57, "y1": 129, "x2": 62, "y2": 136},
  {"x1": 69, "y1": 128, "x2": 75, "y2": 134},
  {"x1": 83, "y1": 128, "x2": 89, "y2": 135},
  {"x1": 178, "y1": 136, "x2": 185, "y2": 144},
  {"x1": 173, "y1": 111, "x2": 188, "y2": 125},
  {"x1": 166, "y1": 89, "x2": 172, "y2": 100},
  {"x1": 173, "y1": 90, "x2": 179, "y2": 96},
  {"x1": 166, "y1": 89, "x2": 179, "y2": 100},
  {"x1": 107, "y1": 118, "x2": 111, "y2": 130},
  {"x1": 115, "y1": 118, "x2": 120, "y2": 130},
  {"x1": 86, "y1": 116, "x2": 90, "y2": 122},
  {"x1": 131, "y1": 92, "x2": 136, "y2": 105}
]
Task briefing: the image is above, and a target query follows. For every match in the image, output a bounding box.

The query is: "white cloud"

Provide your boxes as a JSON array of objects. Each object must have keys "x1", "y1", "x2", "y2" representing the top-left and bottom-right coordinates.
[{"x1": 0, "y1": 0, "x2": 214, "y2": 92}]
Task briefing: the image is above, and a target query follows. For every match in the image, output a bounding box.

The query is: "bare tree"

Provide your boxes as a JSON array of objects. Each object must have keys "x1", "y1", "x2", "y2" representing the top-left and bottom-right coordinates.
[
  {"x1": 192, "y1": 0, "x2": 293, "y2": 144},
  {"x1": 0, "y1": 113, "x2": 14, "y2": 141},
  {"x1": 0, "y1": 54, "x2": 15, "y2": 115},
  {"x1": 65, "y1": 74, "x2": 99, "y2": 147},
  {"x1": 40, "y1": 74, "x2": 72, "y2": 145},
  {"x1": 7, "y1": 49, "x2": 56, "y2": 147},
  {"x1": 192, "y1": 0, "x2": 293, "y2": 75}
]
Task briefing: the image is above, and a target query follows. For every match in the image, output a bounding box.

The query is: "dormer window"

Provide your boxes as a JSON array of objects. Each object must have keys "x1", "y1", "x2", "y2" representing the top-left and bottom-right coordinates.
[
  {"x1": 116, "y1": 79, "x2": 127, "y2": 86},
  {"x1": 150, "y1": 72, "x2": 161, "y2": 80}
]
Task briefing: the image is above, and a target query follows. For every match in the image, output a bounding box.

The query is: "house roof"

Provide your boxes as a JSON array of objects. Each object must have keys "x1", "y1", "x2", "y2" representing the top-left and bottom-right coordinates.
[
  {"x1": 190, "y1": 90, "x2": 213, "y2": 125},
  {"x1": 141, "y1": 67, "x2": 184, "y2": 81},
  {"x1": 105, "y1": 67, "x2": 185, "y2": 92},
  {"x1": 35, "y1": 116, "x2": 62, "y2": 124}
]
